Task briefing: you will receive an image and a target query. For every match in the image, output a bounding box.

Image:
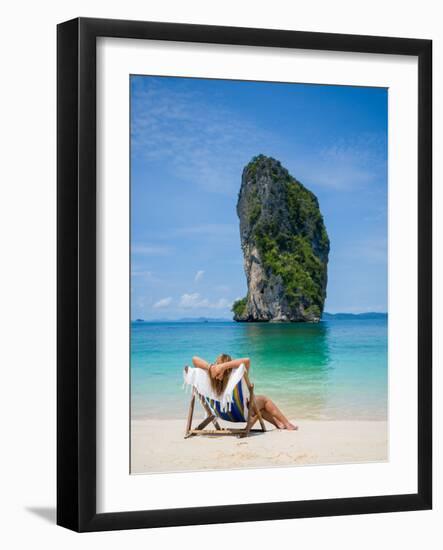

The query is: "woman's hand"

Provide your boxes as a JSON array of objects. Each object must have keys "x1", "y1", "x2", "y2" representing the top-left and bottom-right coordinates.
[
  {"x1": 214, "y1": 369, "x2": 224, "y2": 380},
  {"x1": 209, "y1": 364, "x2": 223, "y2": 380}
]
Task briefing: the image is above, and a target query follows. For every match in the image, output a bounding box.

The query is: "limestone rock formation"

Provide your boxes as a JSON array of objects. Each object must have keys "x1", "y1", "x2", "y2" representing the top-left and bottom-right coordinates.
[{"x1": 232, "y1": 155, "x2": 329, "y2": 322}]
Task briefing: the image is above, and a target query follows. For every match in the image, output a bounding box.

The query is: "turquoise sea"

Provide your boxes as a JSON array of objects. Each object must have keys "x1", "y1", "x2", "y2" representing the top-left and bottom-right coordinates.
[{"x1": 131, "y1": 318, "x2": 387, "y2": 421}]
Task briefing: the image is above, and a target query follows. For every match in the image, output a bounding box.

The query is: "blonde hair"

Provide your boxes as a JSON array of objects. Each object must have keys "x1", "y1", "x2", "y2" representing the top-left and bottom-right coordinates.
[{"x1": 209, "y1": 354, "x2": 232, "y2": 396}]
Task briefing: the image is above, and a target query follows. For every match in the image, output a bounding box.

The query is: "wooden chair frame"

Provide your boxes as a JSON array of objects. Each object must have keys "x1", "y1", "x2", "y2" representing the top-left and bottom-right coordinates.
[{"x1": 184, "y1": 371, "x2": 266, "y2": 438}]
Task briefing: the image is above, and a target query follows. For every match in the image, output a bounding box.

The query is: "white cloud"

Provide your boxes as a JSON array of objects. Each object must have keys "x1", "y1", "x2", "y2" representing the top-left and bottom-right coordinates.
[
  {"x1": 179, "y1": 293, "x2": 208, "y2": 308},
  {"x1": 131, "y1": 78, "x2": 273, "y2": 195},
  {"x1": 153, "y1": 297, "x2": 173, "y2": 308},
  {"x1": 131, "y1": 270, "x2": 161, "y2": 283},
  {"x1": 281, "y1": 133, "x2": 387, "y2": 191},
  {"x1": 334, "y1": 236, "x2": 387, "y2": 265},
  {"x1": 132, "y1": 244, "x2": 171, "y2": 256},
  {"x1": 213, "y1": 298, "x2": 231, "y2": 309},
  {"x1": 194, "y1": 270, "x2": 205, "y2": 282},
  {"x1": 179, "y1": 293, "x2": 231, "y2": 310},
  {"x1": 314, "y1": 134, "x2": 386, "y2": 189}
]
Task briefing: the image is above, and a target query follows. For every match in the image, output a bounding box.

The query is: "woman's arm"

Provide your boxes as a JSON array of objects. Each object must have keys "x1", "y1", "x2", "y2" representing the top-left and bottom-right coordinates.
[
  {"x1": 212, "y1": 358, "x2": 250, "y2": 379},
  {"x1": 192, "y1": 356, "x2": 210, "y2": 371}
]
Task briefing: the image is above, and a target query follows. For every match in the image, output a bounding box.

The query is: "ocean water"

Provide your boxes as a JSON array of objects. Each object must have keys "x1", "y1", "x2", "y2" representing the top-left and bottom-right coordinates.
[{"x1": 131, "y1": 318, "x2": 387, "y2": 421}]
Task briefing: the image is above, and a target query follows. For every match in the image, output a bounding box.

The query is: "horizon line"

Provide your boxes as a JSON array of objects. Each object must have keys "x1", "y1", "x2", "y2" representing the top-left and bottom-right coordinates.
[{"x1": 131, "y1": 311, "x2": 388, "y2": 322}]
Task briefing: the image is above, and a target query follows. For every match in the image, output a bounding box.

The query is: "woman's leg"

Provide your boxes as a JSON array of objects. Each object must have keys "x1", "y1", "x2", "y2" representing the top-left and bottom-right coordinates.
[
  {"x1": 260, "y1": 409, "x2": 284, "y2": 429},
  {"x1": 255, "y1": 395, "x2": 298, "y2": 430}
]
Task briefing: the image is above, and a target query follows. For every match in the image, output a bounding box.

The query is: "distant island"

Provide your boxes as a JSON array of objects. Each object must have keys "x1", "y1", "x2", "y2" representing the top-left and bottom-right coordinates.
[
  {"x1": 233, "y1": 155, "x2": 329, "y2": 323},
  {"x1": 322, "y1": 312, "x2": 387, "y2": 320},
  {"x1": 131, "y1": 313, "x2": 387, "y2": 323},
  {"x1": 132, "y1": 317, "x2": 232, "y2": 323}
]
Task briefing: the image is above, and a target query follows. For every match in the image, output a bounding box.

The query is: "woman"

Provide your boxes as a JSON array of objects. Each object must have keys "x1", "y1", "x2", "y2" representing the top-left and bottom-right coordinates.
[{"x1": 192, "y1": 354, "x2": 298, "y2": 430}]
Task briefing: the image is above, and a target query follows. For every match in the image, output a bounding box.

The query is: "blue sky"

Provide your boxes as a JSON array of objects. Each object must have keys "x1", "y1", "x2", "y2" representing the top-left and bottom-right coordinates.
[{"x1": 131, "y1": 75, "x2": 387, "y2": 319}]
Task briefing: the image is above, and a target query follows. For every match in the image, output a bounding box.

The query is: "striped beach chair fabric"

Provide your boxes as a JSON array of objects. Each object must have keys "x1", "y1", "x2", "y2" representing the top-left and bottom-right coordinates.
[{"x1": 204, "y1": 380, "x2": 247, "y2": 422}]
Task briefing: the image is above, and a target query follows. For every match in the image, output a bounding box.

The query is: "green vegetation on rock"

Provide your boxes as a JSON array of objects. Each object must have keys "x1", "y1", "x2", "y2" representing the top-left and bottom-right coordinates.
[{"x1": 232, "y1": 297, "x2": 248, "y2": 318}]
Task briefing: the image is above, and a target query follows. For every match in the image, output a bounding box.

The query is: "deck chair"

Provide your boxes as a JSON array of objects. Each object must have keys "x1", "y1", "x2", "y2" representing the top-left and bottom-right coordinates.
[{"x1": 183, "y1": 364, "x2": 266, "y2": 438}]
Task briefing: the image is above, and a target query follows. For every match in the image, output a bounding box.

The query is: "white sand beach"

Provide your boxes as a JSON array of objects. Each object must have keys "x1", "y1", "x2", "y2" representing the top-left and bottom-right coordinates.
[{"x1": 131, "y1": 418, "x2": 387, "y2": 474}]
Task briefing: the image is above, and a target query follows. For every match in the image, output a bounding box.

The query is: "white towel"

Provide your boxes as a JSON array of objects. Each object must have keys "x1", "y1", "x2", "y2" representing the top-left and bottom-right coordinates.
[{"x1": 183, "y1": 363, "x2": 248, "y2": 414}]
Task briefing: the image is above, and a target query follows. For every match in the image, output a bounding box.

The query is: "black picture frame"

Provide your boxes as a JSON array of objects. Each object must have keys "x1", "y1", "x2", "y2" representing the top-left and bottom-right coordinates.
[{"x1": 57, "y1": 17, "x2": 432, "y2": 532}]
